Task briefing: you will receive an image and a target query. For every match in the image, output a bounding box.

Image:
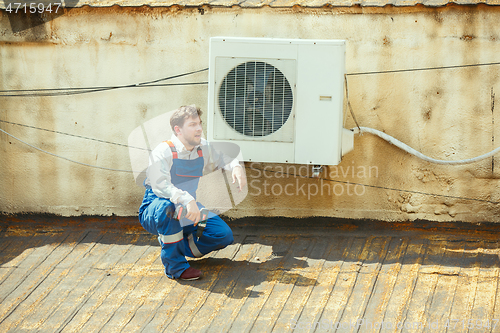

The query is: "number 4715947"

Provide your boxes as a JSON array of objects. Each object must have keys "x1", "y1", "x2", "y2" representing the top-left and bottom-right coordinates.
[{"x1": 5, "y1": 3, "x2": 62, "y2": 14}]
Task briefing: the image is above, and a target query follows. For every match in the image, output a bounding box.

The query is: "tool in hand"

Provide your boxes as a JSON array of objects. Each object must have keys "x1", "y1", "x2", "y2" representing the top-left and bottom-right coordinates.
[
  {"x1": 173, "y1": 205, "x2": 209, "y2": 239},
  {"x1": 196, "y1": 208, "x2": 209, "y2": 240},
  {"x1": 173, "y1": 204, "x2": 187, "y2": 221}
]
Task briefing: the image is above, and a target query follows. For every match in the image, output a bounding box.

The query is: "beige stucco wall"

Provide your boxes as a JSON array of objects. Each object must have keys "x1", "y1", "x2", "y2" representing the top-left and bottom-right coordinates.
[{"x1": 1, "y1": 5, "x2": 500, "y2": 222}]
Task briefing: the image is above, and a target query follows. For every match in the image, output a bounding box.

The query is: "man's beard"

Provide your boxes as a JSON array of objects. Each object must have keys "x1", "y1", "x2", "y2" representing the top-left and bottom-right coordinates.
[{"x1": 186, "y1": 136, "x2": 201, "y2": 147}]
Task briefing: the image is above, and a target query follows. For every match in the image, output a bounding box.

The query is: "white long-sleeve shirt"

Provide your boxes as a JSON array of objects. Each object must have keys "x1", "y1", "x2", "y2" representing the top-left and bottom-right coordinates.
[{"x1": 144, "y1": 134, "x2": 241, "y2": 206}]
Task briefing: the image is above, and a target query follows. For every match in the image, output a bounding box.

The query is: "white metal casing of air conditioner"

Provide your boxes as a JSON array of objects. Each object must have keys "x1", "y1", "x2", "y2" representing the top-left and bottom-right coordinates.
[{"x1": 207, "y1": 37, "x2": 351, "y2": 165}]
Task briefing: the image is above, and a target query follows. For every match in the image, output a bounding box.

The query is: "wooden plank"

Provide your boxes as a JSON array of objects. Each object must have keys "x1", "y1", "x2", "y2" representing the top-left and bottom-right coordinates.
[
  {"x1": 288, "y1": 236, "x2": 352, "y2": 333},
  {"x1": 489, "y1": 242, "x2": 500, "y2": 333},
  {"x1": 379, "y1": 237, "x2": 426, "y2": 330},
  {"x1": 77, "y1": 234, "x2": 154, "y2": 332},
  {"x1": 469, "y1": 241, "x2": 500, "y2": 333},
  {"x1": 0, "y1": 237, "x2": 33, "y2": 286},
  {"x1": 336, "y1": 236, "x2": 391, "y2": 332},
  {"x1": 166, "y1": 233, "x2": 248, "y2": 332},
  {"x1": 113, "y1": 233, "x2": 176, "y2": 332},
  {"x1": 0, "y1": 229, "x2": 12, "y2": 254},
  {"x1": 40, "y1": 231, "x2": 139, "y2": 332},
  {"x1": 314, "y1": 237, "x2": 370, "y2": 329},
  {"x1": 447, "y1": 241, "x2": 482, "y2": 333},
  {"x1": 358, "y1": 237, "x2": 409, "y2": 331},
  {"x1": 250, "y1": 237, "x2": 315, "y2": 332},
  {"x1": 138, "y1": 274, "x2": 195, "y2": 331},
  {"x1": 424, "y1": 240, "x2": 465, "y2": 332},
  {"x1": 0, "y1": 229, "x2": 31, "y2": 265},
  {"x1": 140, "y1": 233, "x2": 245, "y2": 332},
  {"x1": 25, "y1": 230, "x2": 118, "y2": 331},
  {"x1": 0, "y1": 230, "x2": 57, "y2": 289},
  {"x1": 96, "y1": 243, "x2": 162, "y2": 332},
  {"x1": 58, "y1": 232, "x2": 146, "y2": 332},
  {"x1": 400, "y1": 239, "x2": 447, "y2": 332},
  {"x1": 0, "y1": 230, "x2": 72, "y2": 327},
  {"x1": 120, "y1": 276, "x2": 176, "y2": 332},
  {"x1": 204, "y1": 235, "x2": 277, "y2": 332},
  {"x1": 12, "y1": 230, "x2": 105, "y2": 331},
  {"x1": 182, "y1": 234, "x2": 263, "y2": 332},
  {"x1": 0, "y1": 229, "x2": 91, "y2": 332},
  {"x1": 270, "y1": 236, "x2": 331, "y2": 332},
  {"x1": 226, "y1": 235, "x2": 294, "y2": 332}
]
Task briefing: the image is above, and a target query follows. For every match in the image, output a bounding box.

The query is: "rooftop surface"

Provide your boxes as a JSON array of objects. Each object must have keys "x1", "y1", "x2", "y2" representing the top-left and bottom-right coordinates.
[{"x1": 1, "y1": 215, "x2": 500, "y2": 332}]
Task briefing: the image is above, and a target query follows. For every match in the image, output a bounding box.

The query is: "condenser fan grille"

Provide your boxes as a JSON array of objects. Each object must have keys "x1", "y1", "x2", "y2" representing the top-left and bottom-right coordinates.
[{"x1": 218, "y1": 61, "x2": 293, "y2": 137}]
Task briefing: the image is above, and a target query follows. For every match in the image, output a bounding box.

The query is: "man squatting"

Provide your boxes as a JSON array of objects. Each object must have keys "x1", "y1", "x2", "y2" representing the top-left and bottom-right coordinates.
[{"x1": 138, "y1": 105, "x2": 247, "y2": 280}]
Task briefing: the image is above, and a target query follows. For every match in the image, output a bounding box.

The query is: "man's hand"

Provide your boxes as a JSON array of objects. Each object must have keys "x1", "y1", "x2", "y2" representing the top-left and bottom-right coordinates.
[
  {"x1": 185, "y1": 200, "x2": 201, "y2": 225},
  {"x1": 232, "y1": 165, "x2": 247, "y2": 192}
]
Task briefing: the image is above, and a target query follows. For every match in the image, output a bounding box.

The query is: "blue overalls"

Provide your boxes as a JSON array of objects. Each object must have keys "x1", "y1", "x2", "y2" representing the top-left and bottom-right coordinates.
[{"x1": 138, "y1": 140, "x2": 234, "y2": 279}]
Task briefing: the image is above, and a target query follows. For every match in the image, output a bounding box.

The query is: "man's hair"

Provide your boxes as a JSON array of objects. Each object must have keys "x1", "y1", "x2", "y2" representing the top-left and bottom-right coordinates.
[{"x1": 170, "y1": 105, "x2": 203, "y2": 135}]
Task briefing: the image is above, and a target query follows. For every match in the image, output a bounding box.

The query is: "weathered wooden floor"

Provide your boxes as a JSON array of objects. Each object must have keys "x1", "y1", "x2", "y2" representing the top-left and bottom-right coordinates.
[{"x1": 1, "y1": 216, "x2": 500, "y2": 332}]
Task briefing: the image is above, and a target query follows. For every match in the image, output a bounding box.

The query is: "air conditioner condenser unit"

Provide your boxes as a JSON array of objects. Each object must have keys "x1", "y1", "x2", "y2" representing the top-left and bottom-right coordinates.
[{"x1": 207, "y1": 37, "x2": 354, "y2": 165}]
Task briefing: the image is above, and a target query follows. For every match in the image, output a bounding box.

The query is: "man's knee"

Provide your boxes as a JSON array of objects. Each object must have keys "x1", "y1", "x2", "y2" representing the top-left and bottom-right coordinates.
[
  {"x1": 154, "y1": 198, "x2": 175, "y2": 216},
  {"x1": 218, "y1": 223, "x2": 234, "y2": 246},
  {"x1": 203, "y1": 217, "x2": 233, "y2": 246},
  {"x1": 153, "y1": 198, "x2": 176, "y2": 234}
]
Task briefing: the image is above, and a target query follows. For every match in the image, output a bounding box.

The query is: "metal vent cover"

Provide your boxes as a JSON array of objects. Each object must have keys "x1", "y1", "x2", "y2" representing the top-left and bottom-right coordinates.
[
  {"x1": 212, "y1": 57, "x2": 296, "y2": 143},
  {"x1": 217, "y1": 61, "x2": 293, "y2": 137}
]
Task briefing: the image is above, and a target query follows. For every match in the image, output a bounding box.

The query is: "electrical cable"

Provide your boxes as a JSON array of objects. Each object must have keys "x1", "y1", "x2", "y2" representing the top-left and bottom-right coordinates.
[
  {"x1": 0, "y1": 128, "x2": 135, "y2": 173},
  {"x1": 0, "y1": 67, "x2": 208, "y2": 92},
  {"x1": 0, "y1": 68, "x2": 208, "y2": 97},
  {"x1": 344, "y1": 75, "x2": 361, "y2": 131},
  {"x1": 0, "y1": 119, "x2": 149, "y2": 151},
  {"x1": 346, "y1": 61, "x2": 500, "y2": 76},
  {"x1": 353, "y1": 127, "x2": 500, "y2": 165},
  {"x1": 0, "y1": 82, "x2": 208, "y2": 97}
]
